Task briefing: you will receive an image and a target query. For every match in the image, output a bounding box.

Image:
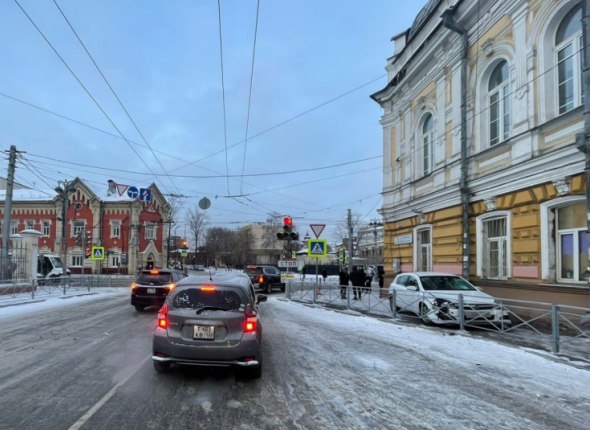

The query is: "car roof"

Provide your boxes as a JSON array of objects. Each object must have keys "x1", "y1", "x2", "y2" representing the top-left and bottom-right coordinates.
[
  {"x1": 140, "y1": 268, "x2": 175, "y2": 274},
  {"x1": 397, "y1": 272, "x2": 463, "y2": 277},
  {"x1": 177, "y1": 274, "x2": 252, "y2": 290}
]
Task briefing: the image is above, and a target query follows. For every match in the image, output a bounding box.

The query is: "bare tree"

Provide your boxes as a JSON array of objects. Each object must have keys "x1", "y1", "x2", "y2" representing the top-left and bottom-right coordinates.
[
  {"x1": 333, "y1": 212, "x2": 364, "y2": 245},
  {"x1": 186, "y1": 207, "x2": 208, "y2": 251}
]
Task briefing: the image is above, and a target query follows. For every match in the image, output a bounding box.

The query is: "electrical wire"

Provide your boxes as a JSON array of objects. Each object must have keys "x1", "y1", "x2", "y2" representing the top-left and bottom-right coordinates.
[
  {"x1": 13, "y1": 0, "x2": 171, "y2": 196},
  {"x1": 217, "y1": 0, "x2": 231, "y2": 195},
  {"x1": 52, "y1": 0, "x2": 181, "y2": 194},
  {"x1": 240, "y1": 0, "x2": 261, "y2": 195}
]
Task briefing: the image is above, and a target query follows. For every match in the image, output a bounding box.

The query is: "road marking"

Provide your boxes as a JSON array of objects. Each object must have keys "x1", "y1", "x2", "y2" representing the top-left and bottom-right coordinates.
[{"x1": 68, "y1": 355, "x2": 151, "y2": 430}]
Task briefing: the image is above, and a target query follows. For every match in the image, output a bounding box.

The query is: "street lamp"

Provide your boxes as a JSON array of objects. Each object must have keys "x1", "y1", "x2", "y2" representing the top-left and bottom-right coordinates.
[{"x1": 55, "y1": 179, "x2": 76, "y2": 278}]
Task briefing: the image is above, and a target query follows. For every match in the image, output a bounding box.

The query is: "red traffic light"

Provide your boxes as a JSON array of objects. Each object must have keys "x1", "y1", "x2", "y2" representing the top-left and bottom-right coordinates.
[{"x1": 283, "y1": 216, "x2": 292, "y2": 227}]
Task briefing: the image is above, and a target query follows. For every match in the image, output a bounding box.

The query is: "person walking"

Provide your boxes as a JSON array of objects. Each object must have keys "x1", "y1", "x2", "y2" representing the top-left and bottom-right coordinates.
[
  {"x1": 349, "y1": 266, "x2": 365, "y2": 300},
  {"x1": 338, "y1": 267, "x2": 350, "y2": 299}
]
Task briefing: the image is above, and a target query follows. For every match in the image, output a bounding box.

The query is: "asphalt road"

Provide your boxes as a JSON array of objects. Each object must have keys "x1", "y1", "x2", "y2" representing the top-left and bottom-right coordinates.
[{"x1": 1, "y1": 289, "x2": 589, "y2": 430}]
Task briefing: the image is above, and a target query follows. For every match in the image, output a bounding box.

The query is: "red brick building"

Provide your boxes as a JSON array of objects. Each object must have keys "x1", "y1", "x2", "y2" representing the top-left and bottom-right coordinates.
[{"x1": 0, "y1": 178, "x2": 172, "y2": 274}]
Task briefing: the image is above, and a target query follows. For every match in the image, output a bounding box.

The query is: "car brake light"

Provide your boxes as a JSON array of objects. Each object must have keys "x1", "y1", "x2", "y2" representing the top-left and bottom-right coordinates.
[
  {"x1": 201, "y1": 286, "x2": 216, "y2": 292},
  {"x1": 157, "y1": 304, "x2": 169, "y2": 329},
  {"x1": 244, "y1": 317, "x2": 257, "y2": 333},
  {"x1": 257, "y1": 275, "x2": 263, "y2": 283},
  {"x1": 150, "y1": 269, "x2": 160, "y2": 275},
  {"x1": 166, "y1": 283, "x2": 176, "y2": 291},
  {"x1": 131, "y1": 282, "x2": 137, "y2": 290}
]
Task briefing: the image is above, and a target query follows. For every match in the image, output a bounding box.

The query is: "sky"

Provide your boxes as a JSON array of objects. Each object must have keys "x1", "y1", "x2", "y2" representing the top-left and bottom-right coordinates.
[{"x1": 0, "y1": 0, "x2": 427, "y2": 241}]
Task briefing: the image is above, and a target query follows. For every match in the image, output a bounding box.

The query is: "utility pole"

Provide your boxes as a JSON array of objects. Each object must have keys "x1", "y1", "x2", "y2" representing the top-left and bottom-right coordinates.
[
  {"x1": 55, "y1": 179, "x2": 75, "y2": 278},
  {"x1": 347, "y1": 209, "x2": 353, "y2": 273},
  {"x1": 576, "y1": 0, "x2": 590, "y2": 314},
  {"x1": 1, "y1": 145, "x2": 17, "y2": 280}
]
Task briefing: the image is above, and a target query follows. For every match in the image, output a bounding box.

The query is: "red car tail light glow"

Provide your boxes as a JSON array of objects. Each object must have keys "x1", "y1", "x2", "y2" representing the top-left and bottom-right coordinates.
[
  {"x1": 200, "y1": 286, "x2": 216, "y2": 292},
  {"x1": 257, "y1": 275, "x2": 264, "y2": 283},
  {"x1": 166, "y1": 283, "x2": 176, "y2": 291},
  {"x1": 244, "y1": 317, "x2": 257, "y2": 333},
  {"x1": 157, "y1": 304, "x2": 169, "y2": 329},
  {"x1": 131, "y1": 282, "x2": 137, "y2": 290}
]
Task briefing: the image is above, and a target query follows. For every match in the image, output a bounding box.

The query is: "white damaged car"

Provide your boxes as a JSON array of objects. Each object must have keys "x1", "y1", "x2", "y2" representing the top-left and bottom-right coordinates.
[{"x1": 388, "y1": 272, "x2": 511, "y2": 327}]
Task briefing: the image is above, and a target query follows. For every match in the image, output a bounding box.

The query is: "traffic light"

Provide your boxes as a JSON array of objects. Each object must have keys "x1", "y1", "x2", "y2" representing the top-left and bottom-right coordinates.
[{"x1": 276, "y1": 216, "x2": 299, "y2": 240}]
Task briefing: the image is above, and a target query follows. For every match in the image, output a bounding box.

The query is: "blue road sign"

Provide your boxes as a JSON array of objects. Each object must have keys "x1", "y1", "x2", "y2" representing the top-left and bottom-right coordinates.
[
  {"x1": 308, "y1": 239, "x2": 328, "y2": 257},
  {"x1": 127, "y1": 186, "x2": 139, "y2": 199},
  {"x1": 139, "y1": 188, "x2": 152, "y2": 202}
]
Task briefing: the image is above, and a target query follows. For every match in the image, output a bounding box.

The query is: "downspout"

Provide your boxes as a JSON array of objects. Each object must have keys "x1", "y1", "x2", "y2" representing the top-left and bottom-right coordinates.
[{"x1": 442, "y1": 6, "x2": 470, "y2": 278}]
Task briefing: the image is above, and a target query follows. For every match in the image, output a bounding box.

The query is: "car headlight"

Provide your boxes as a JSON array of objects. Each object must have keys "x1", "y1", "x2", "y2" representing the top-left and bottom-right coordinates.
[{"x1": 433, "y1": 298, "x2": 455, "y2": 309}]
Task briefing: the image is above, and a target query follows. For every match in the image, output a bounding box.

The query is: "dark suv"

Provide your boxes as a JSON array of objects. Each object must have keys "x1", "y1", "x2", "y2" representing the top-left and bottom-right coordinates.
[
  {"x1": 131, "y1": 268, "x2": 186, "y2": 312},
  {"x1": 244, "y1": 265, "x2": 285, "y2": 294}
]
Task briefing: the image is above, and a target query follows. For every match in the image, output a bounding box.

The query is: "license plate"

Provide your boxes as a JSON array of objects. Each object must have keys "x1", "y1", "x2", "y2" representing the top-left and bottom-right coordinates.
[
  {"x1": 193, "y1": 325, "x2": 215, "y2": 340},
  {"x1": 147, "y1": 288, "x2": 156, "y2": 294}
]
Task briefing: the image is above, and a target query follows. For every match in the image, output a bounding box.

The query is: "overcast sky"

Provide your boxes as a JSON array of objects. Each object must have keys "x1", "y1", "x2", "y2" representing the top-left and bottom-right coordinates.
[{"x1": 0, "y1": 0, "x2": 426, "y2": 241}]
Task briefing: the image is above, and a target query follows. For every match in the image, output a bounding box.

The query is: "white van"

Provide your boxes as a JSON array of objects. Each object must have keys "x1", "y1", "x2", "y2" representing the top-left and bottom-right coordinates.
[{"x1": 38, "y1": 254, "x2": 70, "y2": 283}]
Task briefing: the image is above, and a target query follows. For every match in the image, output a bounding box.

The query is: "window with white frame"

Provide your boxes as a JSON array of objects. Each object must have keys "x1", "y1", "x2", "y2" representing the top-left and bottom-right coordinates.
[
  {"x1": 145, "y1": 223, "x2": 156, "y2": 240},
  {"x1": 25, "y1": 220, "x2": 34, "y2": 230},
  {"x1": 42, "y1": 221, "x2": 50, "y2": 237},
  {"x1": 556, "y1": 5, "x2": 582, "y2": 115},
  {"x1": 10, "y1": 221, "x2": 18, "y2": 235},
  {"x1": 488, "y1": 60, "x2": 510, "y2": 146},
  {"x1": 72, "y1": 220, "x2": 85, "y2": 237},
  {"x1": 414, "y1": 226, "x2": 432, "y2": 272},
  {"x1": 110, "y1": 254, "x2": 120, "y2": 267},
  {"x1": 71, "y1": 255, "x2": 84, "y2": 267},
  {"x1": 483, "y1": 217, "x2": 508, "y2": 279},
  {"x1": 111, "y1": 221, "x2": 121, "y2": 238},
  {"x1": 421, "y1": 114, "x2": 434, "y2": 175},
  {"x1": 556, "y1": 202, "x2": 587, "y2": 282}
]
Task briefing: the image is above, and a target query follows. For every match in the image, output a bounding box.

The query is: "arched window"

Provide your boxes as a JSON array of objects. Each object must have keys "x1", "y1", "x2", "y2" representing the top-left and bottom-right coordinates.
[
  {"x1": 556, "y1": 5, "x2": 582, "y2": 114},
  {"x1": 488, "y1": 60, "x2": 510, "y2": 146},
  {"x1": 421, "y1": 114, "x2": 433, "y2": 175}
]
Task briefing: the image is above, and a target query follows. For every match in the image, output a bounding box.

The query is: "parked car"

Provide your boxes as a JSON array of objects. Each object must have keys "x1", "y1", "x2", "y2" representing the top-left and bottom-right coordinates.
[
  {"x1": 131, "y1": 268, "x2": 186, "y2": 312},
  {"x1": 244, "y1": 265, "x2": 285, "y2": 294},
  {"x1": 152, "y1": 273, "x2": 267, "y2": 377},
  {"x1": 388, "y1": 272, "x2": 510, "y2": 326}
]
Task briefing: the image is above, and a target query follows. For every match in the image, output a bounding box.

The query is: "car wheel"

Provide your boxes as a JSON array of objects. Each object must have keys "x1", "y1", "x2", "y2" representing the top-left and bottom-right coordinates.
[
  {"x1": 153, "y1": 360, "x2": 171, "y2": 373},
  {"x1": 134, "y1": 305, "x2": 144, "y2": 312},
  {"x1": 420, "y1": 304, "x2": 433, "y2": 325},
  {"x1": 265, "y1": 283, "x2": 272, "y2": 294}
]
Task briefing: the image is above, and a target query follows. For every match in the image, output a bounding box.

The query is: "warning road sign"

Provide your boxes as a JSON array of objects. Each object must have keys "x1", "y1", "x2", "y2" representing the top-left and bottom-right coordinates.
[
  {"x1": 310, "y1": 224, "x2": 325, "y2": 238},
  {"x1": 91, "y1": 246, "x2": 105, "y2": 260},
  {"x1": 308, "y1": 239, "x2": 328, "y2": 257}
]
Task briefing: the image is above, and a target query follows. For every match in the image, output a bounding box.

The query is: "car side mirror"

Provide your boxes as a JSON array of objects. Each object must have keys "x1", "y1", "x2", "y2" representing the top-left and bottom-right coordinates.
[
  {"x1": 406, "y1": 285, "x2": 418, "y2": 291},
  {"x1": 257, "y1": 295, "x2": 268, "y2": 304}
]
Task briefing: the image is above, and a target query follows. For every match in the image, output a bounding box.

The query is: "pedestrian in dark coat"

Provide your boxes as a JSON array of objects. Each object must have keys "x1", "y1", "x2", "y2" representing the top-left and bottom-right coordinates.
[
  {"x1": 338, "y1": 267, "x2": 350, "y2": 299},
  {"x1": 349, "y1": 266, "x2": 365, "y2": 300}
]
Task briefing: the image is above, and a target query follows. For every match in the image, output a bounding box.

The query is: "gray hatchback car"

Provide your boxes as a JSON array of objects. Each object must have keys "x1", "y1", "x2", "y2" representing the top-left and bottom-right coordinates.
[{"x1": 152, "y1": 273, "x2": 267, "y2": 377}]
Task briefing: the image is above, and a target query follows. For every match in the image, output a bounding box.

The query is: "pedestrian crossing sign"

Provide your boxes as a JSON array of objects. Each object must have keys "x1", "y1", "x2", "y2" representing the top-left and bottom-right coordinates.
[
  {"x1": 91, "y1": 246, "x2": 105, "y2": 260},
  {"x1": 308, "y1": 239, "x2": 328, "y2": 258}
]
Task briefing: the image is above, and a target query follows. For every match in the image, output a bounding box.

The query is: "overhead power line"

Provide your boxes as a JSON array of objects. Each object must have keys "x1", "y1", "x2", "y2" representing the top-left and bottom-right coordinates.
[
  {"x1": 52, "y1": 0, "x2": 180, "y2": 193},
  {"x1": 13, "y1": 0, "x2": 170, "y2": 195}
]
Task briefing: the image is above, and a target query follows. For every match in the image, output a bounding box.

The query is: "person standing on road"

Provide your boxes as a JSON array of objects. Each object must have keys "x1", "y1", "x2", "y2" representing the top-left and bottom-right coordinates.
[
  {"x1": 322, "y1": 269, "x2": 328, "y2": 283},
  {"x1": 366, "y1": 265, "x2": 375, "y2": 291},
  {"x1": 338, "y1": 267, "x2": 350, "y2": 299},
  {"x1": 349, "y1": 266, "x2": 365, "y2": 300}
]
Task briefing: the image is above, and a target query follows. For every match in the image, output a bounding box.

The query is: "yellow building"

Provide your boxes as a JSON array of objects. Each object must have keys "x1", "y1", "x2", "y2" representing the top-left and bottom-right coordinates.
[{"x1": 371, "y1": 0, "x2": 588, "y2": 307}]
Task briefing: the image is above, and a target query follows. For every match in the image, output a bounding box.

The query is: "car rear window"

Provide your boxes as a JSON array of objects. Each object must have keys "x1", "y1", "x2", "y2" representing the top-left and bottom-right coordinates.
[
  {"x1": 170, "y1": 287, "x2": 246, "y2": 310},
  {"x1": 136, "y1": 272, "x2": 173, "y2": 285}
]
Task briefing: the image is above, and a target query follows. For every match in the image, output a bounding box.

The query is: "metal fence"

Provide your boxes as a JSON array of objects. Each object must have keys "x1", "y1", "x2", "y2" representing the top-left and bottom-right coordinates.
[
  {"x1": 285, "y1": 279, "x2": 590, "y2": 356},
  {"x1": 0, "y1": 274, "x2": 134, "y2": 301}
]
